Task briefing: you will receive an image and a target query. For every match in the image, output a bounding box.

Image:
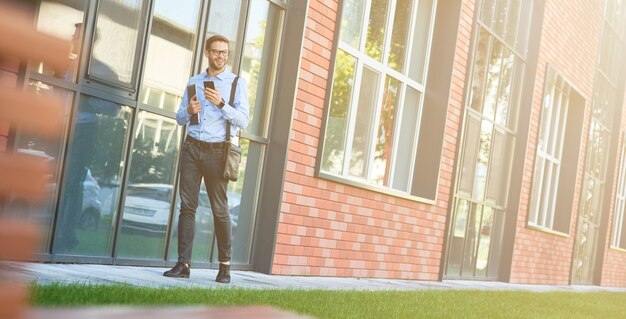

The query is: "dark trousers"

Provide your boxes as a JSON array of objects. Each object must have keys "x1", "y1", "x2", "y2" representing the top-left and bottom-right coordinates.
[{"x1": 177, "y1": 138, "x2": 230, "y2": 264}]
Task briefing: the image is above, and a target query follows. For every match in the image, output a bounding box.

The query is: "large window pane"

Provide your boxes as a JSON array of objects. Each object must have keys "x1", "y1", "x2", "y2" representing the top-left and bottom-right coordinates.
[
  {"x1": 3, "y1": 81, "x2": 72, "y2": 252},
  {"x1": 365, "y1": 0, "x2": 389, "y2": 61},
  {"x1": 139, "y1": 0, "x2": 201, "y2": 112},
  {"x1": 469, "y1": 29, "x2": 490, "y2": 113},
  {"x1": 54, "y1": 96, "x2": 132, "y2": 256},
  {"x1": 204, "y1": 0, "x2": 243, "y2": 72},
  {"x1": 240, "y1": 0, "x2": 284, "y2": 137},
  {"x1": 388, "y1": 0, "x2": 411, "y2": 72},
  {"x1": 458, "y1": 113, "x2": 481, "y2": 196},
  {"x1": 495, "y1": 47, "x2": 514, "y2": 126},
  {"x1": 408, "y1": 0, "x2": 434, "y2": 82},
  {"x1": 117, "y1": 112, "x2": 181, "y2": 259},
  {"x1": 322, "y1": 50, "x2": 356, "y2": 174},
  {"x1": 349, "y1": 67, "x2": 379, "y2": 178},
  {"x1": 90, "y1": 0, "x2": 145, "y2": 86},
  {"x1": 372, "y1": 76, "x2": 400, "y2": 185},
  {"x1": 30, "y1": 0, "x2": 86, "y2": 82},
  {"x1": 340, "y1": 0, "x2": 366, "y2": 48},
  {"x1": 483, "y1": 40, "x2": 504, "y2": 122},
  {"x1": 392, "y1": 87, "x2": 419, "y2": 191}
]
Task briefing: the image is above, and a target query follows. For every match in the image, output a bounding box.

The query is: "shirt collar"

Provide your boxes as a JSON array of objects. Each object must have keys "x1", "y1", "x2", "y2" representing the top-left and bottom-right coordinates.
[{"x1": 204, "y1": 68, "x2": 234, "y2": 81}]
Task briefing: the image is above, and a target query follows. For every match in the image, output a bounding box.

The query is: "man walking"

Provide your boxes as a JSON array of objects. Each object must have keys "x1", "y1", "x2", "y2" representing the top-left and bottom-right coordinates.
[{"x1": 164, "y1": 34, "x2": 249, "y2": 283}]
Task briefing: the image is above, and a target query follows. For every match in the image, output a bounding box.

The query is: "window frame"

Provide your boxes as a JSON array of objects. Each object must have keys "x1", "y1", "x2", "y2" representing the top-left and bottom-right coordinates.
[
  {"x1": 528, "y1": 66, "x2": 571, "y2": 231},
  {"x1": 317, "y1": 0, "x2": 438, "y2": 200}
]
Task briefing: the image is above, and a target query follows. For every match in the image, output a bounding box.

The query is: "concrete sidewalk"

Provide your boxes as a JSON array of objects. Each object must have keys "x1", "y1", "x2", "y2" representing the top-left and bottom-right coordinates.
[{"x1": 4, "y1": 262, "x2": 626, "y2": 293}]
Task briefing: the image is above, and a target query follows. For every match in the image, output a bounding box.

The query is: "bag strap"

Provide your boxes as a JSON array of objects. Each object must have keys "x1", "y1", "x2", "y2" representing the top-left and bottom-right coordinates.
[{"x1": 225, "y1": 75, "x2": 240, "y2": 144}]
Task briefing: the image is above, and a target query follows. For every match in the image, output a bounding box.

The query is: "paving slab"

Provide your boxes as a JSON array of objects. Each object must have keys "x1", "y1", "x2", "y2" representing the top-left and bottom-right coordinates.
[{"x1": 3, "y1": 262, "x2": 626, "y2": 293}]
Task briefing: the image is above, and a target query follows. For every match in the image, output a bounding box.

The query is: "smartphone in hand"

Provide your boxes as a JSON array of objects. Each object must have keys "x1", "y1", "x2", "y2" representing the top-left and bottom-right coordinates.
[{"x1": 204, "y1": 81, "x2": 215, "y2": 90}]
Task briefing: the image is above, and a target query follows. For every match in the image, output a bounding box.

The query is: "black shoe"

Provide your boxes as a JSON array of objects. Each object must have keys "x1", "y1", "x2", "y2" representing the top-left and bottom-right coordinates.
[
  {"x1": 163, "y1": 262, "x2": 190, "y2": 278},
  {"x1": 215, "y1": 263, "x2": 231, "y2": 283}
]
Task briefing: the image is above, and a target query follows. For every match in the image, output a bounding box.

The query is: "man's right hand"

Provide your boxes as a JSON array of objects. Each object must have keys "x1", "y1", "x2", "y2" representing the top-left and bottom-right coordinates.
[{"x1": 187, "y1": 95, "x2": 201, "y2": 115}]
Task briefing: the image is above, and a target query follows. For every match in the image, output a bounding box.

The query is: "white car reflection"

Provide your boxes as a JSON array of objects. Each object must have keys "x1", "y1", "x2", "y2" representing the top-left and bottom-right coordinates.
[
  {"x1": 121, "y1": 183, "x2": 240, "y2": 236},
  {"x1": 9, "y1": 149, "x2": 102, "y2": 230}
]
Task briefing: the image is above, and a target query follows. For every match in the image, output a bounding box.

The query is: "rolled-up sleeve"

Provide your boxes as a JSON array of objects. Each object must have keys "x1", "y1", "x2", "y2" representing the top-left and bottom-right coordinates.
[
  {"x1": 221, "y1": 76, "x2": 250, "y2": 130},
  {"x1": 176, "y1": 82, "x2": 192, "y2": 125}
]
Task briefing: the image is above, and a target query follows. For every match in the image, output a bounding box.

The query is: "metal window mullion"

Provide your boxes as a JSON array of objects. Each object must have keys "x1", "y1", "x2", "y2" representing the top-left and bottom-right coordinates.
[
  {"x1": 477, "y1": 20, "x2": 526, "y2": 62},
  {"x1": 342, "y1": 59, "x2": 365, "y2": 176}
]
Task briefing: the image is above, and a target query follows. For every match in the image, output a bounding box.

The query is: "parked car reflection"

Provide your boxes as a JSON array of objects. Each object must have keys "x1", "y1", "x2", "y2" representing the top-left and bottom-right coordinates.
[
  {"x1": 8, "y1": 149, "x2": 102, "y2": 230},
  {"x1": 122, "y1": 183, "x2": 240, "y2": 236}
]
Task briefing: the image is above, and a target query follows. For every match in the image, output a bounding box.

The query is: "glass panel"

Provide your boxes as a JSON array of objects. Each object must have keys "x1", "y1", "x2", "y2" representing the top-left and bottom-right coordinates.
[
  {"x1": 505, "y1": 0, "x2": 521, "y2": 47},
  {"x1": 241, "y1": 0, "x2": 284, "y2": 137},
  {"x1": 480, "y1": 0, "x2": 496, "y2": 28},
  {"x1": 231, "y1": 140, "x2": 264, "y2": 264},
  {"x1": 462, "y1": 203, "x2": 482, "y2": 276},
  {"x1": 473, "y1": 120, "x2": 493, "y2": 201},
  {"x1": 139, "y1": 0, "x2": 201, "y2": 112},
  {"x1": 3, "y1": 81, "x2": 72, "y2": 252},
  {"x1": 506, "y1": 58, "x2": 523, "y2": 130},
  {"x1": 365, "y1": 0, "x2": 389, "y2": 61},
  {"x1": 458, "y1": 113, "x2": 481, "y2": 196},
  {"x1": 495, "y1": 46, "x2": 514, "y2": 126},
  {"x1": 90, "y1": 0, "x2": 144, "y2": 86},
  {"x1": 117, "y1": 112, "x2": 181, "y2": 259},
  {"x1": 487, "y1": 210, "x2": 504, "y2": 277},
  {"x1": 203, "y1": 1, "x2": 243, "y2": 72},
  {"x1": 349, "y1": 67, "x2": 379, "y2": 178},
  {"x1": 388, "y1": 0, "x2": 412, "y2": 72},
  {"x1": 494, "y1": 0, "x2": 508, "y2": 38},
  {"x1": 372, "y1": 76, "x2": 399, "y2": 185},
  {"x1": 30, "y1": 0, "x2": 86, "y2": 82},
  {"x1": 408, "y1": 0, "x2": 434, "y2": 82},
  {"x1": 322, "y1": 50, "x2": 356, "y2": 174},
  {"x1": 446, "y1": 199, "x2": 469, "y2": 277},
  {"x1": 483, "y1": 40, "x2": 504, "y2": 121},
  {"x1": 339, "y1": 0, "x2": 366, "y2": 48},
  {"x1": 53, "y1": 95, "x2": 132, "y2": 256},
  {"x1": 469, "y1": 29, "x2": 490, "y2": 113},
  {"x1": 529, "y1": 155, "x2": 545, "y2": 225},
  {"x1": 485, "y1": 128, "x2": 505, "y2": 205},
  {"x1": 475, "y1": 206, "x2": 494, "y2": 277},
  {"x1": 392, "y1": 87, "x2": 419, "y2": 191}
]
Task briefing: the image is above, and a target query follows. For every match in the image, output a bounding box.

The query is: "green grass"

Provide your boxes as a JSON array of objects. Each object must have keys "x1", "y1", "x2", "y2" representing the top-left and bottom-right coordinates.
[{"x1": 30, "y1": 284, "x2": 626, "y2": 318}]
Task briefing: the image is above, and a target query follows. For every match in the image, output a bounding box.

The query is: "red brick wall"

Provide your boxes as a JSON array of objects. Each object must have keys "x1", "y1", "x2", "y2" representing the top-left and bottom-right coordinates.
[
  {"x1": 509, "y1": 0, "x2": 603, "y2": 284},
  {"x1": 0, "y1": 57, "x2": 21, "y2": 151},
  {"x1": 271, "y1": 0, "x2": 473, "y2": 280}
]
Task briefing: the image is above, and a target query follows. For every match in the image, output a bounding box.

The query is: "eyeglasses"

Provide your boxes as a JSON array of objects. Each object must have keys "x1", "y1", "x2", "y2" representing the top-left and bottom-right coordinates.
[{"x1": 208, "y1": 49, "x2": 230, "y2": 57}]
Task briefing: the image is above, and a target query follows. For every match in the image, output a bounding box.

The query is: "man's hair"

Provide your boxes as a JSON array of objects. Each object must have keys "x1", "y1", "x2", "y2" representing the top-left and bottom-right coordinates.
[{"x1": 205, "y1": 34, "x2": 230, "y2": 50}]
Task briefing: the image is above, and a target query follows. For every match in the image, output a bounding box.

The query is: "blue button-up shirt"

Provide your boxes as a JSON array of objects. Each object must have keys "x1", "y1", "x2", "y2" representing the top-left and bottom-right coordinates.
[{"x1": 176, "y1": 69, "x2": 250, "y2": 142}]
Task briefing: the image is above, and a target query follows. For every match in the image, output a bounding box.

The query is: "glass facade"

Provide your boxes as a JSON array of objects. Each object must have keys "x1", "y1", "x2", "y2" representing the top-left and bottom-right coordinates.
[
  {"x1": 445, "y1": 0, "x2": 531, "y2": 279},
  {"x1": 572, "y1": 0, "x2": 626, "y2": 284},
  {"x1": 8, "y1": 0, "x2": 287, "y2": 269}
]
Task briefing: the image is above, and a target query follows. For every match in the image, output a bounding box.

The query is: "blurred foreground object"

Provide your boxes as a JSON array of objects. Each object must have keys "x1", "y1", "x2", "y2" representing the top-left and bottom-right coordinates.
[
  {"x1": 0, "y1": 1, "x2": 67, "y2": 318},
  {"x1": 0, "y1": 2, "x2": 307, "y2": 318}
]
